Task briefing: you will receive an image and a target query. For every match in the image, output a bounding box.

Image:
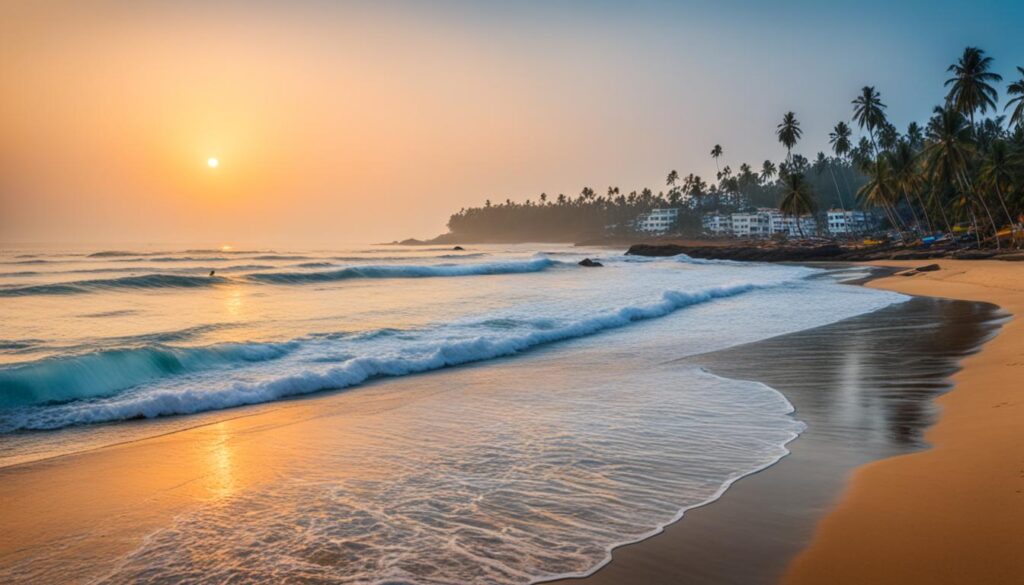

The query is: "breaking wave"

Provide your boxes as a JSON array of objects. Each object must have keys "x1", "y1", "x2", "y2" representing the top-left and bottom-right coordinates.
[
  {"x1": 246, "y1": 258, "x2": 558, "y2": 284},
  {"x1": 0, "y1": 281, "x2": 774, "y2": 430}
]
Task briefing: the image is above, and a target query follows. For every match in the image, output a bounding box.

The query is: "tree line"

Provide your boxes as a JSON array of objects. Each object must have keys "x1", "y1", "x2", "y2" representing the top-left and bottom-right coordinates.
[{"x1": 447, "y1": 47, "x2": 1024, "y2": 246}]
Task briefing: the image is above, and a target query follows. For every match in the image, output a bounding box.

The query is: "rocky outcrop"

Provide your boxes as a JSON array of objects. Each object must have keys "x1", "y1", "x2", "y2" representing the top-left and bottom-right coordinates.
[{"x1": 578, "y1": 258, "x2": 604, "y2": 267}]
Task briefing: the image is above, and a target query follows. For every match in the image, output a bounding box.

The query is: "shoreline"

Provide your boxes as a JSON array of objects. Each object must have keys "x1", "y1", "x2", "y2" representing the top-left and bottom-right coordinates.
[
  {"x1": 547, "y1": 278, "x2": 1004, "y2": 585},
  {"x1": 783, "y1": 260, "x2": 1024, "y2": 584}
]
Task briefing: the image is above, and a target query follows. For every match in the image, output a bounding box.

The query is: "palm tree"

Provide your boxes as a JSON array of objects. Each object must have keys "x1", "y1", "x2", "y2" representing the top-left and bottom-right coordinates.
[
  {"x1": 760, "y1": 160, "x2": 777, "y2": 184},
  {"x1": 666, "y1": 170, "x2": 679, "y2": 189},
  {"x1": 827, "y1": 121, "x2": 857, "y2": 214},
  {"x1": 906, "y1": 122, "x2": 924, "y2": 150},
  {"x1": 710, "y1": 144, "x2": 723, "y2": 173},
  {"x1": 945, "y1": 47, "x2": 1003, "y2": 123},
  {"x1": 852, "y1": 86, "x2": 887, "y2": 153},
  {"x1": 923, "y1": 106, "x2": 1000, "y2": 246},
  {"x1": 858, "y1": 157, "x2": 904, "y2": 236},
  {"x1": 779, "y1": 171, "x2": 816, "y2": 238},
  {"x1": 888, "y1": 140, "x2": 927, "y2": 232},
  {"x1": 978, "y1": 139, "x2": 1020, "y2": 240},
  {"x1": 776, "y1": 112, "x2": 802, "y2": 163},
  {"x1": 1005, "y1": 67, "x2": 1024, "y2": 131},
  {"x1": 829, "y1": 122, "x2": 853, "y2": 159}
]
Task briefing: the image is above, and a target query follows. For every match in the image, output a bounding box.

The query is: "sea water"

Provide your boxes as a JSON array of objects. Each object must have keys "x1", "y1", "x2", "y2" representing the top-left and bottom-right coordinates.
[{"x1": 0, "y1": 244, "x2": 905, "y2": 584}]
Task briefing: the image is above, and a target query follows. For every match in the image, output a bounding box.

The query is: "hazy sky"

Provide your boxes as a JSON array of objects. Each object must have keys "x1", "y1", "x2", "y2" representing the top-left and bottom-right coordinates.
[{"x1": 2, "y1": 0, "x2": 1023, "y2": 245}]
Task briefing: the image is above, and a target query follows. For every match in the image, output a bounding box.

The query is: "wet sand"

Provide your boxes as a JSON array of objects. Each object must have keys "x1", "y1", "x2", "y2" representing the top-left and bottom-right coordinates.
[
  {"x1": 549, "y1": 289, "x2": 1004, "y2": 584},
  {"x1": 783, "y1": 260, "x2": 1024, "y2": 585}
]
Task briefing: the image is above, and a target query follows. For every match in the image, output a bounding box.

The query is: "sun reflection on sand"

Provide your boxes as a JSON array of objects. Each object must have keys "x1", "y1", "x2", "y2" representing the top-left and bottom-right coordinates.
[{"x1": 204, "y1": 423, "x2": 236, "y2": 499}]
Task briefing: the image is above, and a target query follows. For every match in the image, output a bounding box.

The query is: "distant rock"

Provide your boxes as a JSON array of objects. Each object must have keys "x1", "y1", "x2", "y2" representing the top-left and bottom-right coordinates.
[
  {"x1": 578, "y1": 258, "x2": 603, "y2": 267},
  {"x1": 452, "y1": 246, "x2": 465, "y2": 251}
]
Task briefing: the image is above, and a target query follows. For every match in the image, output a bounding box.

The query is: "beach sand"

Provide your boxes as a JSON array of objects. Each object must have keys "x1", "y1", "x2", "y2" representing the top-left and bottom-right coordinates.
[{"x1": 783, "y1": 259, "x2": 1024, "y2": 585}]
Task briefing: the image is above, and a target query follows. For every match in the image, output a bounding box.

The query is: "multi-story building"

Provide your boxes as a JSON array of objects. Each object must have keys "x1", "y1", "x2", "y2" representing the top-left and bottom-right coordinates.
[
  {"x1": 704, "y1": 208, "x2": 817, "y2": 237},
  {"x1": 701, "y1": 213, "x2": 733, "y2": 234},
  {"x1": 826, "y1": 209, "x2": 870, "y2": 235},
  {"x1": 729, "y1": 211, "x2": 769, "y2": 236},
  {"x1": 636, "y1": 208, "x2": 680, "y2": 233}
]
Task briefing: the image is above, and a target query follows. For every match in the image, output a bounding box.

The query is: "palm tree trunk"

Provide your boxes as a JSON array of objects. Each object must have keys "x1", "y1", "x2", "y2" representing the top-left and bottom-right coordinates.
[
  {"x1": 993, "y1": 183, "x2": 1018, "y2": 247},
  {"x1": 901, "y1": 188, "x2": 923, "y2": 236},
  {"x1": 970, "y1": 208, "x2": 983, "y2": 247},
  {"x1": 913, "y1": 191, "x2": 935, "y2": 234}
]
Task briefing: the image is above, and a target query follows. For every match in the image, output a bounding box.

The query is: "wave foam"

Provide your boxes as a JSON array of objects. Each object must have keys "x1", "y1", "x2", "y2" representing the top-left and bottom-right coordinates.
[
  {"x1": 0, "y1": 342, "x2": 295, "y2": 408},
  {"x1": 0, "y1": 281, "x2": 773, "y2": 430},
  {"x1": 247, "y1": 258, "x2": 557, "y2": 284}
]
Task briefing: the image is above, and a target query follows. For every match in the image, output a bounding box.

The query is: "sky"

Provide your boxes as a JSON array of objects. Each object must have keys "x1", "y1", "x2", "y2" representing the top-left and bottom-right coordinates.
[{"x1": 2, "y1": 0, "x2": 1023, "y2": 245}]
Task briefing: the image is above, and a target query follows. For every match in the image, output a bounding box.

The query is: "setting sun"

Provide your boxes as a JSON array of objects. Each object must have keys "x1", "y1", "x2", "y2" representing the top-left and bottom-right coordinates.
[{"x1": 207, "y1": 157, "x2": 219, "y2": 168}]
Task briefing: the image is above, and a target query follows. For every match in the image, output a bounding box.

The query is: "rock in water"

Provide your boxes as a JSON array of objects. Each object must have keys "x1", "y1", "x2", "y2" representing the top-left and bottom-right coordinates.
[
  {"x1": 578, "y1": 258, "x2": 603, "y2": 267},
  {"x1": 452, "y1": 246, "x2": 465, "y2": 251}
]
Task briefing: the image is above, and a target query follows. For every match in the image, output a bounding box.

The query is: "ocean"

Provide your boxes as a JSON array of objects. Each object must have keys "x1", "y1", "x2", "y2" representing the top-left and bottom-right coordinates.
[{"x1": 0, "y1": 244, "x2": 906, "y2": 584}]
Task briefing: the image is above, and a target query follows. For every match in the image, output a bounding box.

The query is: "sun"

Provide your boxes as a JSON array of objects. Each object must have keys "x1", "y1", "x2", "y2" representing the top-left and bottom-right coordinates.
[{"x1": 207, "y1": 157, "x2": 219, "y2": 169}]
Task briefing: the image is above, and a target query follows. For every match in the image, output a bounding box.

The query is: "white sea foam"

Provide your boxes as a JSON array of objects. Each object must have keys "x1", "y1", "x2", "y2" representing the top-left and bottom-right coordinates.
[{"x1": 0, "y1": 281, "x2": 775, "y2": 431}]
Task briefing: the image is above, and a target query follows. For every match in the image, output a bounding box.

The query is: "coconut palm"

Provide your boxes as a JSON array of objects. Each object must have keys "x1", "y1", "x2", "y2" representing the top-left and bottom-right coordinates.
[
  {"x1": 666, "y1": 170, "x2": 679, "y2": 188},
  {"x1": 858, "y1": 157, "x2": 904, "y2": 235},
  {"x1": 945, "y1": 47, "x2": 1003, "y2": 123},
  {"x1": 878, "y1": 123, "x2": 899, "y2": 152},
  {"x1": 852, "y1": 86, "x2": 887, "y2": 152},
  {"x1": 888, "y1": 140, "x2": 928, "y2": 232},
  {"x1": 776, "y1": 112, "x2": 802, "y2": 163},
  {"x1": 906, "y1": 122, "x2": 924, "y2": 150},
  {"x1": 760, "y1": 160, "x2": 776, "y2": 184},
  {"x1": 923, "y1": 106, "x2": 1000, "y2": 246},
  {"x1": 710, "y1": 144, "x2": 723, "y2": 173},
  {"x1": 829, "y1": 122, "x2": 852, "y2": 159},
  {"x1": 978, "y1": 139, "x2": 1020, "y2": 239},
  {"x1": 1005, "y1": 67, "x2": 1024, "y2": 131},
  {"x1": 778, "y1": 171, "x2": 816, "y2": 238}
]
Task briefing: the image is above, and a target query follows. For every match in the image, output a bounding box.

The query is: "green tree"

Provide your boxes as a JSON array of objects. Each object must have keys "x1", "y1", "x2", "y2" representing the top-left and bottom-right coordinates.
[
  {"x1": 945, "y1": 47, "x2": 1002, "y2": 123},
  {"x1": 923, "y1": 106, "x2": 999, "y2": 247},
  {"x1": 978, "y1": 139, "x2": 1020, "y2": 239},
  {"x1": 779, "y1": 171, "x2": 816, "y2": 238},
  {"x1": 852, "y1": 86, "x2": 887, "y2": 153},
  {"x1": 1005, "y1": 67, "x2": 1024, "y2": 131},
  {"x1": 776, "y1": 112, "x2": 802, "y2": 163},
  {"x1": 759, "y1": 160, "x2": 776, "y2": 184},
  {"x1": 710, "y1": 144, "x2": 723, "y2": 173}
]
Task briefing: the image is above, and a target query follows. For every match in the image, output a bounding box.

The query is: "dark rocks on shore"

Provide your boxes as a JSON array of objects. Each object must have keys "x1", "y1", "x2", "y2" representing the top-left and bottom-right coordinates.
[
  {"x1": 916, "y1": 263, "x2": 941, "y2": 272},
  {"x1": 625, "y1": 243, "x2": 845, "y2": 262},
  {"x1": 578, "y1": 258, "x2": 603, "y2": 267},
  {"x1": 625, "y1": 242, "x2": 1021, "y2": 263}
]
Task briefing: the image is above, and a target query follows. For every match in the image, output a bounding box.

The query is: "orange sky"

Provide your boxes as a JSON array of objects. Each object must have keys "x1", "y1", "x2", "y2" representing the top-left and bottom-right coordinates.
[{"x1": 3, "y1": 1, "x2": 1022, "y2": 245}]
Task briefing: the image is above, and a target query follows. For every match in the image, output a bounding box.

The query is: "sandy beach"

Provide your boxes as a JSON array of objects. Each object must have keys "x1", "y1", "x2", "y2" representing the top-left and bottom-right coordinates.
[{"x1": 783, "y1": 259, "x2": 1024, "y2": 585}]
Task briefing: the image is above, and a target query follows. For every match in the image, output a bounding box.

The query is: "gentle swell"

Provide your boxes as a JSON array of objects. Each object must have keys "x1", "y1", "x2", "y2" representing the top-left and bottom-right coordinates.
[
  {"x1": 246, "y1": 258, "x2": 558, "y2": 284},
  {"x1": 0, "y1": 259, "x2": 556, "y2": 296},
  {"x1": 0, "y1": 282, "x2": 773, "y2": 430},
  {"x1": 0, "y1": 342, "x2": 296, "y2": 408},
  {"x1": 0, "y1": 274, "x2": 230, "y2": 296}
]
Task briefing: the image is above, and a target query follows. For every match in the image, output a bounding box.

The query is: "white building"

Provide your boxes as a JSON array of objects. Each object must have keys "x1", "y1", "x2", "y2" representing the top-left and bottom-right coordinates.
[
  {"x1": 773, "y1": 212, "x2": 819, "y2": 237},
  {"x1": 826, "y1": 209, "x2": 870, "y2": 235},
  {"x1": 702, "y1": 213, "x2": 733, "y2": 234},
  {"x1": 636, "y1": 208, "x2": 680, "y2": 233},
  {"x1": 730, "y1": 211, "x2": 770, "y2": 236},
  {"x1": 707, "y1": 208, "x2": 817, "y2": 238}
]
